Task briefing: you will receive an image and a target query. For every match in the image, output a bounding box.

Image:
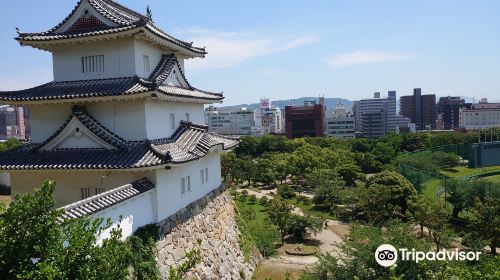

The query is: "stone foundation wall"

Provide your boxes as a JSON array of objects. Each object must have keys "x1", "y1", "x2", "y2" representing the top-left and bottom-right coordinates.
[{"x1": 156, "y1": 185, "x2": 260, "y2": 279}]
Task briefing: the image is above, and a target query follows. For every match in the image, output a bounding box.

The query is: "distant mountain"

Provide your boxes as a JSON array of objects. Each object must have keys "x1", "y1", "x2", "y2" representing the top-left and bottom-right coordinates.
[{"x1": 217, "y1": 97, "x2": 354, "y2": 111}]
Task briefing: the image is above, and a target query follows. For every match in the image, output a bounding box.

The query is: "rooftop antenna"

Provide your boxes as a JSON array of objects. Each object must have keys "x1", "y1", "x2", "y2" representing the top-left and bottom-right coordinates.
[{"x1": 146, "y1": 5, "x2": 153, "y2": 20}]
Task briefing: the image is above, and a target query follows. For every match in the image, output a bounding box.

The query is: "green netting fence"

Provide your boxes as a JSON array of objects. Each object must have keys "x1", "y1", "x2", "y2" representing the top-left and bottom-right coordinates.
[{"x1": 398, "y1": 143, "x2": 500, "y2": 198}]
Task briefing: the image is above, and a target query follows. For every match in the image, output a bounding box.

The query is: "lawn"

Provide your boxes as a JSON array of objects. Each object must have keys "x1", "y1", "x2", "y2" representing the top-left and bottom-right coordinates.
[
  {"x1": 234, "y1": 197, "x2": 270, "y2": 224},
  {"x1": 421, "y1": 178, "x2": 442, "y2": 199},
  {"x1": 288, "y1": 197, "x2": 336, "y2": 220},
  {"x1": 253, "y1": 263, "x2": 303, "y2": 280},
  {"x1": 483, "y1": 174, "x2": 500, "y2": 184},
  {"x1": 441, "y1": 165, "x2": 500, "y2": 179}
]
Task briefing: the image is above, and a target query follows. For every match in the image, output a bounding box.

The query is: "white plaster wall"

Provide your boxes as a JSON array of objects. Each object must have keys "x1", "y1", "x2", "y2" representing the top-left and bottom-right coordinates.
[
  {"x1": 52, "y1": 37, "x2": 136, "y2": 81},
  {"x1": 30, "y1": 104, "x2": 72, "y2": 143},
  {"x1": 29, "y1": 101, "x2": 147, "y2": 143},
  {"x1": 134, "y1": 39, "x2": 164, "y2": 79},
  {"x1": 10, "y1": 171, "x2": 155, "y2": 207},
  {"x1": 155, "y1": 149, "x2": 222, "y2": 221},
  {"x1": 87, "y1": 101, "x2": 147, "y2": 141},
  {"x1": 145, "y1": 101, "x2": 205, "y2": 139},
  {"x1": 133, "y1": 39, "x2": 186, "y2": 80},
  {"x1": 92, "y1": 190, "x2": 156, "y2": 242}
]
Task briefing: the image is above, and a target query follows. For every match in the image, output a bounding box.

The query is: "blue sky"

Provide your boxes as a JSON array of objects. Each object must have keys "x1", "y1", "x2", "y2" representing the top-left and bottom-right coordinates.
[{"x1": 0, "y1": 0, "x2": 499, "y2": 106}]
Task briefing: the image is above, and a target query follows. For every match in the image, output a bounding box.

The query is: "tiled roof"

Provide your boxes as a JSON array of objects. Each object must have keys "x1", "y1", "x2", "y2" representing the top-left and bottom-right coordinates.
[
  {"x1": 0, "y1": 143, "x2": 166, "y2": 170},
  {"x1": 0, "y1": 76, "x2": 150, "y2": 102},
  {"x1": 0, "y1": 119, "x2": 238, "y2": 170},
  {"x1": 58, "y1": 178, "x2": 155, "y2": 221},
  {"x1": 151, "y1": 121, "x2": 239, "y2": 164},
  {"x1": 16, "y1": 0, "x2": 206, "y2": 56},
  {"x1": 0, "y1": 55, "x2": 223, "y2": 103}
]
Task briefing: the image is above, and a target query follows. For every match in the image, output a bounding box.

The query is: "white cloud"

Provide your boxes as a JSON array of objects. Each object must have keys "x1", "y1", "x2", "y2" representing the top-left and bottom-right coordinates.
[
  {"x1": 178, "y1": 29, "x2": 318, "y2": 70},
  {"x1": 324, "y1": 51, "x2": 417, "y2": 67}
]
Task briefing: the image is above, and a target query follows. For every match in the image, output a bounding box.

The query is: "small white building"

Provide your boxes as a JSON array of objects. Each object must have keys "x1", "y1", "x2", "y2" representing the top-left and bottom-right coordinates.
[{"x1": 0, "y1": 0, "x2": 238, "y2": 238}]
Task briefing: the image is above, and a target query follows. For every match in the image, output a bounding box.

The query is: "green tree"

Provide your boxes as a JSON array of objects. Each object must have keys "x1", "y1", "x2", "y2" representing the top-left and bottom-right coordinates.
[
  {"x1": 432, "y1": 151, "x2": 460, "y2": 170},
  {"x1": 354, "y1": 152, "x2": 382, "y2": 174},
  {"x1": 407, "y1": 194, "x2": 433, "y2": 237},
  {"x1": 357, "y1": 171, "x2": 416, "y2": 226},
  {"x1": 372, "y1": 142, "x2": 397, "y2": 164},
  {"x1": 268, "y1": 196, "x2": 293, "y2": 245},
  {"x1": 0, "y1": 181, "x2": 130, "y2": 279},
  {"x1": 335, "y1": 164, "x2": 364, "y2": 187},
  {"x1": 305, "y1": 222, "x2": 432, "y2": 280},
  {"x1": 470, "y1": 197, "x2": 499, "y2": 255},
  {"x1": 286, "y1": 214, "x2": 324, "y2": 241}
]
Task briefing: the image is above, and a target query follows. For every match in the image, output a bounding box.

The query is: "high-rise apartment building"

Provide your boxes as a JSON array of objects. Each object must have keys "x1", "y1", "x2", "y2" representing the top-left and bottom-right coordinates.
[
  {"x1": 354, "y1": 91, "x2": 410, "y2": 138},
  {"x1": 437, "y1": 96, "x2": 471, "y2": 130},
  {"x1": 400, "y1": 88, "x2": 437, "y2": 130}
]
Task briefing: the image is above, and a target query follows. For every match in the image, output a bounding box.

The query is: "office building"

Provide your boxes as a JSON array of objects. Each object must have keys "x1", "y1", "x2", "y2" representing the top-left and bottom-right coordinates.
[
  {"x1": 459, "y1": 98, "x2": 500, "y2": 130},
  {"x1": 326, "y1": 102, "x2": 355, "y2": 139},
  {"x1": 253, "y1": 99, "x2": 283, "y2": 135},
  {"x1": 205, "y1": 106, "x2": 255, "y2": 135},
  {"x1": 400, "y1": 88, "x2": 437, "y2": 130},
  {"x1": 285, "y1": 100, "x2": 324, "y2": 138},
  {"x1": 354, "y1": 91, "x2": 411, "y2": 138}
]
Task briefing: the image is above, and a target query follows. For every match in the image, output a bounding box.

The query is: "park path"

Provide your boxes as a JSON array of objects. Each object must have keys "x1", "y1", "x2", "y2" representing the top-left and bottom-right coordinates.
[{"x1": 235, "y1": 187, "x2": 346, "y2": 272}]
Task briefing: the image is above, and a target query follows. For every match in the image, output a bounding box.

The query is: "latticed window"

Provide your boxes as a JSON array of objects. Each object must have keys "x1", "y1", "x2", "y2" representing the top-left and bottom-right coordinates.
[{"x1": 81, "y1": 55, "x2": 104, "y2": 73}]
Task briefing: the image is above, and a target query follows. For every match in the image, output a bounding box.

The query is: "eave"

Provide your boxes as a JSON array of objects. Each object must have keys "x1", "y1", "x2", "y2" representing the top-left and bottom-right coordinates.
[{"x1": 16, "y1": 26, "x2": 206, "y2": 58}]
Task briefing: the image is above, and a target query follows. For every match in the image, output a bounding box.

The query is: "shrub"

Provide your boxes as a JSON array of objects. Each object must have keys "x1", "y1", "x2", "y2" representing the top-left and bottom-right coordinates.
[
  {"x1": 240, "y1": 190, "x2": 248, "y2": 202},
  {"x1": 259, "y1": 196, "x2": 269, "y2": 206},
  {"x1": 248, "y1": 194, "x2": 257, "y2": 204},
  {"x1": 278, "y1": 184, "x2": 296, "y2": 199},
  {"x1": 296, "y1": 195, "x2": 311, "y2": 205},
  {"x1": 248, "y1": 222, "x2": 279, "y2": 257}
]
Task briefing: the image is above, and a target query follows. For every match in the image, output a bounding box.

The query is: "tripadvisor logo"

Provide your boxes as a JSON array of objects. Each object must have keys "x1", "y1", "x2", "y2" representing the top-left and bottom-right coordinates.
[{"x1": 375, "y1": 244, "x2": 481, "y2": 267}]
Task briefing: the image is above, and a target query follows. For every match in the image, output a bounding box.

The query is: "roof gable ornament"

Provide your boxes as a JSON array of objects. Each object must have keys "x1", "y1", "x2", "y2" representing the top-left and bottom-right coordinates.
[{"x1": 146, "y1": 5, "x2": 153, "y2": 21}]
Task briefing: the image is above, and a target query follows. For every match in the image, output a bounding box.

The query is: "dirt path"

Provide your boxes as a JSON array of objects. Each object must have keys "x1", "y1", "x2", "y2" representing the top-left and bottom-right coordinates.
[{"x1": 235, "y1": 187, "x2": 346, "y2": 276}]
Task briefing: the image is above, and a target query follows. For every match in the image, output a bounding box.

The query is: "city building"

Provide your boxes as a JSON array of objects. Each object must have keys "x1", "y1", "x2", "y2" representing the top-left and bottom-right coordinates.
[
  {"x1": 0, "y1": 0, "x2": 238, "y2": 239},
  {"x1": 285, "y1": 100, "x2": 324, "y2": 138},
  {"x1": 205, "y1": 106, "x2": 254, "y2": 135},
  {"x1": 459, "y1": 98, "x2": 500, "y2": 130},
  {"x1": 437, "y1": 96, "x2": 471, "y2": 130},
  {"x1": 326, "y1": 102, "x2": 355, "y2": 139},
  {"x1": 253, "y1": 99, "x2": 283, "y2": 135},
  {"x1": 354, "y1": 91, "x2": 411, "y2": 138},
  {"x1": 400, "y1": 88, "x2": 437, "y2": 130},
  {"x1": 0, "y1": 106, "x2": 29, "y2": 140}
]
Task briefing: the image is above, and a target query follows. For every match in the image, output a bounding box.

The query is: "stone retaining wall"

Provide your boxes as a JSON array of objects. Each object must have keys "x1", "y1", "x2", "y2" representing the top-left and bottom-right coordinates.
[{"x1": 156, "y1": 185, "x2": 260, "y2": 279}]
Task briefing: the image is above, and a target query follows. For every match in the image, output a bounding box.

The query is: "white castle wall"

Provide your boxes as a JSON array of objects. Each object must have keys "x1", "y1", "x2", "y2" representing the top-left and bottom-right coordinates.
[
  {"x1": 30, "y1": 99, "x2": 207, "y2": 143},
  {"x1": 145, "y1": 100, "x2": 205, "y2": 139},
  {"x1": 52, "y1": 37, "x2": 136, "y2": 81},
  {"x1": 92, "y1": 189, "x2": 156, "y2": 244},
  {"x1": 155, "y1": 148, "x2": 222, "y2": 221}
]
